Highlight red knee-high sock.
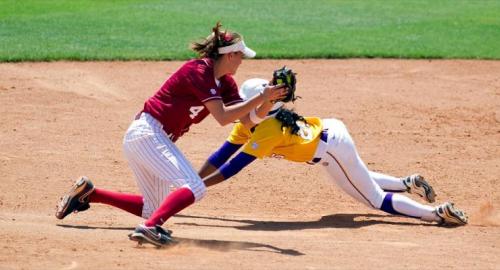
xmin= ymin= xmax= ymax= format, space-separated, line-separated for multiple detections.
xmin=89 ymin=188 xmax=144 ymax=217
xmin=144 ymin=187 xmax=195 ymax=227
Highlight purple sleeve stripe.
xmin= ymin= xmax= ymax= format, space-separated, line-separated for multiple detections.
xmin=219 ymin=152 xmax=256 ymax=180
xmin=208 ymin=141 xmax=243 ymax=168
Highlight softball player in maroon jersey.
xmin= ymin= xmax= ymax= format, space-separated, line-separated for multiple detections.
xmin=198 ymin=78 xmax=468 ymax=226
xmin=55 ymin=23 xmax=287 ymax=247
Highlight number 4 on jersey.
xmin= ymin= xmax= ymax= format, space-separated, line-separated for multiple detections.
xmin=189 ymin=106 xmax=205 ymax=119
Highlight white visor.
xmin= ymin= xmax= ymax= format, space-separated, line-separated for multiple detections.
xmin=218 ymin=40 xmax=256 ymax=58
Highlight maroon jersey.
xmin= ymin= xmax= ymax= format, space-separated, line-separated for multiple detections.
xmin=143 ymin=58 xmax=243 ymax=142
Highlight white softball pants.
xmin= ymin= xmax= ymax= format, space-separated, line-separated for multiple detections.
xmin=317 ymin=119 xmax=439 ymax=222
xmin=122 ymin=113 xmax=206 ymax=219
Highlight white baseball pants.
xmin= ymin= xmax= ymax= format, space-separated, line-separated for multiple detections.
xmin=122 ymin=113 xmax=206 ymax=219
xmin=317 ymin=119 xmax=439 ymax=222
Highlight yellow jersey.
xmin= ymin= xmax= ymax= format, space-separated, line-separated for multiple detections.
xmin=227 ymin=117 xmax=323 ymax=162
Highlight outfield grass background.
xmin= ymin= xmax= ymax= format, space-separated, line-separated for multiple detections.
xmin=0 ymin=0 xmax=499 ymax=61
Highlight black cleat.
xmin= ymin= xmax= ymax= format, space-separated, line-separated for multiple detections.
xmin=128 ymin=224 xmax=175 ymax=247
xmin=55 ymin=176 xmax=95 ymax=219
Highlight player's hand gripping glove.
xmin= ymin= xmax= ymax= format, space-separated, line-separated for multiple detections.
xmin=272 ymin=66 xmax=298 ymax=103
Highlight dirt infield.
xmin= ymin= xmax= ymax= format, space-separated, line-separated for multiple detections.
xmin=0 ymin=60 xmax=499 ymax=270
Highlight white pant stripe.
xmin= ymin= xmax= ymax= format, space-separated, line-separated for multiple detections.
xmin=134 ymin=132 xmax=187 ymax=181
xmin=325 ymin=151 xmax=377 ymax=208
xmin=318 ymin=118 xmax=438 ymax=221
xmin=140 ymin=135 xmax=181 ymax=179
xmin=153 ymin=131 xmax=202 ymax=186
xmin=123 ymin=113 xmax=206 ymax=218
xmin=319 ymin=119 xmax=386 ymax=208
xmin=126 ymin=158 xmax=156 ymax=217
xmin=157 ymin=135 xmax=206 ymax=196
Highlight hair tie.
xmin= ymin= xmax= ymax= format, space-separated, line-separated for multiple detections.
xmin=223 ymin=32 xmax=232 ymax=42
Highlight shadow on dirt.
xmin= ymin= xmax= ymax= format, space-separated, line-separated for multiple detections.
xmin=57 ymin=224 xmax=135 ymax=231
xmin=56 ymin=224 xmax=304 ymax=256
xmin=172 ymin=237 xmax=304 ymax=256
xmin=174 ymin=213 xmax=435 ymax=231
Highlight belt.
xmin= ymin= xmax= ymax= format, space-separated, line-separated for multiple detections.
xmin=134 ymin=111 xmax=144 ymax=120
xmin=308 ymin=129 xmax=329 ymax=164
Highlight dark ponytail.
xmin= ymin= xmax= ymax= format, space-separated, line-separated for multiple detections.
xmin=212 ymin=22 xmax=224 ymax=48
xmin=190 ymin=22 xmax=243 ymax=59
xmin=274 ymin=108 xmax=307 ymax=135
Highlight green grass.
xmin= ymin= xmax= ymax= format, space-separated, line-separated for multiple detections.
xmin=1 ymin=0 xmax=499 ymax=61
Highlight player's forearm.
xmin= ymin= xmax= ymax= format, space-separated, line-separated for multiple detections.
xmin=204 ymin=95 xmax=263 ymax=126
xmin=201 ymin=141 xmax=242 ymax=177
xmin=218 ymin=152 xmax=256 ymax=179
xmin=255 ymin=100 xmax=274 ymax=119
xmin=219 ymin=94 xmax=265 ymax=125
xmin=198 ymin=161 xmax=217 ymax=179
xmin=203 ymin=149 xmax=256 ymax=188
xmin=206 ymin=84 xmax=286 ymax=126
xmin=203 ymin=172 xmax=226 ymax=187
xmin=240 ymin=101 xmax=274 ymax=129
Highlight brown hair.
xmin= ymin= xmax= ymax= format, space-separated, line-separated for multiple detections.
xmin=190 ymin=22 xmax=243 ymax=59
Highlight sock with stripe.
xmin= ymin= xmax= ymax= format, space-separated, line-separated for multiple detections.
xmin=89 ymin=188 xmax=144 ymax=217
xmin=144 ymin=187 xmax=195 ymax=227
xmin=380 ymin=193 xmax=440 ymax=222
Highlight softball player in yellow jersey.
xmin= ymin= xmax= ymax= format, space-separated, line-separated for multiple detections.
xmin=199 ymin=78 xmax=468 ymax=226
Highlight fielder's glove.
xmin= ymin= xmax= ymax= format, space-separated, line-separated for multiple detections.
xmin=272 ymin=66 xmax=298 ymax=103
